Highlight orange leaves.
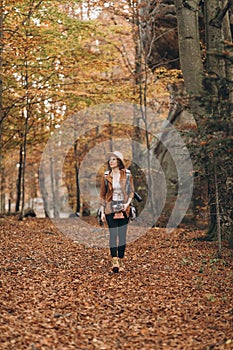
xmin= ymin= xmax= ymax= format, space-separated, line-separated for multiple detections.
xmin=200 ymin=140 xmax=207 ymax=146
xmin=0 ymin=217 xmax=233 ymax=349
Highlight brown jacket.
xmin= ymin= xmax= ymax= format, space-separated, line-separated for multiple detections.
xmin=99 ymin=169 xmax=134 ymax=216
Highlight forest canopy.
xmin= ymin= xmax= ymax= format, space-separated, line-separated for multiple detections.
xmin=0 ymin=0 xmax=232 ymax=249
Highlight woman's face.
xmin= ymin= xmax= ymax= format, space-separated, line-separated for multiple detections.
xmin=109 ymin=156 xmax=119 ymax=169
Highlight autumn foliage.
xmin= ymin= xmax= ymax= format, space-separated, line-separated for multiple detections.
xmin=0 ymin=216 xmax=232 ymax=349
xmin=1 ymin=2 xmax=233 ymax=348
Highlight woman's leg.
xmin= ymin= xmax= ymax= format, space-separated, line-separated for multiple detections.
xmin=106 ymin=214 xmax=118 ymax=257
xmin=117 ymin=218 xmax=128 ymax=259
xmin=106 ymin=213 xmax=120 ymax=272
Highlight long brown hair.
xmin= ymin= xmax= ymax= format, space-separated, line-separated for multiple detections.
xmin=107 ymin=157 xmax=125 ymax=171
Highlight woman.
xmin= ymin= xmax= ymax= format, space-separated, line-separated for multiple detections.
xmin=99 ymin=151 xmax=134 ymax=273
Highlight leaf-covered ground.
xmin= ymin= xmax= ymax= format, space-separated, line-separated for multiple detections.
xmin=0 ymin=217 xmax=232 ymax=350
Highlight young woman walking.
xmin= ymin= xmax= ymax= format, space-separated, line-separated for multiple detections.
xmin=99 ymin=151 xmax=134 ymax=273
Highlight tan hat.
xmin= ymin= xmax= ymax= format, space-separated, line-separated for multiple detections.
xmin=106 ymin=151 xmax=125 ymax=167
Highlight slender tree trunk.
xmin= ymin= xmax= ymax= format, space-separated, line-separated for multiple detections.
xmin=50 ymin=156 xmax=58 ymax=218
xmin=0 ymin=1 xmax=3 ymax=125
xmin=108 ymin=112 xmax=113 ymax=152
xmin=39 ymin=168 xmax=49 ymax=217
xmin=19 ymin=108 xmax=29 ymax=220
xmin=204 ymin=162 xmax=217 ymax=240
xmin=8 ymin=198 xmax=11 ymax=213
xmin=214 ymin=160 xmax=222 ymax=258
xmin=137 ymin=4 xmax=157 ymax=221
xmin=131 ymin=0 xmax=143 ymax=162
xmin=54 ymin=165 xmax=59 ymax=218
xmin=74 ymin=141 xmax=80 ymax=214
xmin=15 ymin=143 xmax=23 ymax=212
xmin=0 ymin=2 xmax=4 ymax=213
xmin=0 ymin=157 xmax=5 ymax=212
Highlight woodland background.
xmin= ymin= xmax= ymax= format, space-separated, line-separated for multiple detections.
xmin=1 ymin=0 xmax=233 ymax=245
xmin=0 ymin=1 xmax=233 ymax=349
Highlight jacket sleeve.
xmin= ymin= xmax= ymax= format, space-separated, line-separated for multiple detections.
xmin=99 ymin=175 xmax=107 ymax=207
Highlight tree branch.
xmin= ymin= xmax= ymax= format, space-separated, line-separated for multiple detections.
xmin=182 ymin=0 xmax=198 ymax=12
xmin=209 ymin=0 xmax=232 ymax=28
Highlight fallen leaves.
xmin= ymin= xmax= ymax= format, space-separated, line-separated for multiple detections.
xmin=0 ymin=217 xmax=232 ymax=349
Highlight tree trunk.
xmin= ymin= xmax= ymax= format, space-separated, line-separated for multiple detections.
xmin=15 ymin=144 xmax=23 ymax=212
xmin=174 ymin=0 xmax=233 ymax=240
xmin=132 ymin=3 xmax=144 ymax=163
xmin=50 ymin=156 xmax=59 ymax=218
xmin=0 ymin=156 xmax=5 ymax=212
xmin=205 ymin=0 xmax=226 ymax=77
xmin=38 ymin=168 xmax=49 ymax=218
xmin=222 ymin=2 xmax=233 ymax=88
xmin=19 ymin=108 xmax=29 ymax=221
xmin=214 ymin=160 xmax=222 ymax=258
xmin=0 ymin=1 xmax=2 ymax=126
xmin=174 ymin=0 xmax=204 ymax=97
xmin=0 ymin=3 xmax=4 ymax=213
xmin=203 ymin=0 xmax=232 ymax=239
xmin=74 ymin=141 xmax=80 ymax=214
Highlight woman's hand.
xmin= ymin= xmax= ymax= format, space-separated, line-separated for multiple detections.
xmin=122 ymin=203 xmax=130 ymax=211
xmin=101 ymin=211 xmax=106 ymax=223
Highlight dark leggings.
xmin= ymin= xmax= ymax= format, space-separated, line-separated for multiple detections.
xmin=106 ymin=213 xmax=129 ymax=258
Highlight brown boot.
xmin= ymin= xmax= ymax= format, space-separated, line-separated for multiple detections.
xmin=118 ymin=258 xmax=125 ymax=272
xmin=112 ymin=257 xmax=119 ymax=273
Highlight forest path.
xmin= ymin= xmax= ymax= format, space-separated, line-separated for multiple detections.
xmin=0 ymin=217 xmax=232 ymax=350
